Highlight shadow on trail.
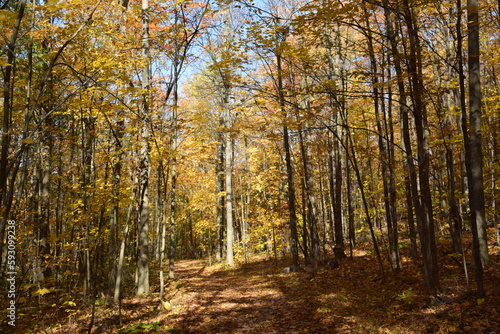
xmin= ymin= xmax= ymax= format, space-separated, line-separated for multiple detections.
xmin=169 ymin=258 xmax=392 ymax=333
xmin=167 ymin=251 xmax=500 ymax=334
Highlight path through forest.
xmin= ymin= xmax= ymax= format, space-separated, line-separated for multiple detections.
xmin=112 ymin=251 xmax=499 ymax=334
xmin=165 ymin=259 xmax=337 ymax=333
xmin=27 ymin=247 xmax=500 ymax=334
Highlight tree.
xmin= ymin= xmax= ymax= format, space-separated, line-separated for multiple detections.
xmin=464 ymin=0 xmax=486 ymax=297
xmin=0 ymin=2 xmax=27 ymax=275
xmin=4 ymin=0 xmax=500 ymax=317
xmin=402 ymin=0 xmax=440 ymax=294
xmin=275 ymin=24 xmax=301 ymax=272
xmin=136 ymin=0 xmax=151 ymax=296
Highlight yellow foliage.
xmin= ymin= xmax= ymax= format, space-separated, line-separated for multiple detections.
xmin=32 ymin=288 xmax=51 ymax=297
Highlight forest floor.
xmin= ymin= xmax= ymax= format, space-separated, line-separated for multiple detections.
xmin=13 ymin=237 xmax=500 ymax=333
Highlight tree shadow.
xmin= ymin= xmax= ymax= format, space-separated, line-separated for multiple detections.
xmin=167 ymin=251 xmax=500 ymax=333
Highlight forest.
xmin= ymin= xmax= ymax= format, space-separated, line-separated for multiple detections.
xmin=1 ymin=0 xmax=500 ymax=332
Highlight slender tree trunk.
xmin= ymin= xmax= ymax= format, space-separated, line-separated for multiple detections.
xmin=159 ymin=167 xmax=167 ymax=305
xmin=224 ymin=104 xmax=234 ymax=266
xmin=299 ymin=130 xmax=309 ymax=263
xmin=114 ymin=200 xmax=134 ymax=304
xmin=239 ymin=172 xmax=249 ymax=263
xmin=276 ymin=38 xmax=300 ymax=271
xmin=110 ymin=0 xmax=128 ymax=301
xmin=345 ymin=137 xmax=355 ymax=258
xmin=455 ymin=0 xmax=470 ymax=240
xmin=317 ymin=162 xmax=329 ymax=258
xmin=34 ymin=122 xmax=52 ymax=282
xmin=109 ymin=113 xmax=124 ymax=296
xmin=327 ymin=136 xmax=336 ymax=245
xmin=492 ymin=134 xmax=500 ymax=245
xmin=401 ymin=0 xmax=440 ymax=294
xmin=87 ymin=208 xmax=106 ymax=334
xmin=215 ymin=128 xmax=225 ymax=263
xmin=299 ymin=128 xmax=319 ymax=269
xmin=364 ymin=11 xmax=400 ymax=269
xmin=384 ymin=75 xmax=401 ymax=270
xmin=467 ymin=0 xmax=489 ymax=269
xmin=169 ymin=73 xmax=178 ymax=279
xmin=82 ymin=114 xmax=95 ymax=300
xmin=167 ymin=4 xmax=188 ymax=279
xmin=283 ymin=123 xmax=300 ymax=271
xmin=300 ymin=173 xmax=310 ymax=263
xmin=0 ymin=0 xmax=27 ymax=275
xmin=447 ymin=127 xmax=463 ymax=255
xmin=464 ymin=0 xmax=486 ymax=297
xmin=218 ymin=10 xmax=235 ymax=267
xmin=136 ymin=0 xmax=151 ymax=296
xmin=436 ymin=65 xmax=463 ymax=254
xmin=333 ymin=135 xmax=344 ymax=260
xmin=344 ymin=128 xmax=385 ymax=280
xmin=382 ymin=2 xmax=418 ymax=258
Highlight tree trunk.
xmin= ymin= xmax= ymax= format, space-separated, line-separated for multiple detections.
xmin=276 ymin=36 xmax=300 ymax=271
xmin=114 ymin=200 xmax=134 ymax=304
xmin=136 ymin=0 xmax=151 ymax=296
xmin=402 ymin=0 xmax=440 ymax=294
xmin=169 ymin=69 xmax=179 ymax=280
xmin=34 ymin=122 xmax=52 ymax=282
xmin=464 ymin=0 xmax=486 ymax=297
xmin=333 ymin=135 xmax=344 ymax=260
xmin=300 ymin=172 xmax=310 ymax=263
xmin=345 ymin=138 xmax=355 ymax=258
xmin=0 ymin=0 xmax=27 ymax=276
xmin=215 ymin=127 xmax=225 ymax=263
xmin=467 ymin=0 xmax=489 ymax=269
xmin=435 ymin=58 xmax=463 ymax=254
xmin=364 ymin=11 xmax=400 ymax=269
xmin=299 ymin=128 xmax=319 ymax=269
xmin=224 ymin=105 xmax=234 ymax=266
xmin=384 ymin=75 xmax=401 ymax=270
xmin=344 ymin=127 xmax=385 ymax=280
xmin=382 ymin=1 xmax=418 ymax=258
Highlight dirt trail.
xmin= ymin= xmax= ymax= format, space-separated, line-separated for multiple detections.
xmin=164 ymin=259 xmax=336 ymax=333
xmin=25 ymin=250 xmax=500 ymax=333
xmin=158 ymin=254 xmax=500 ymax=334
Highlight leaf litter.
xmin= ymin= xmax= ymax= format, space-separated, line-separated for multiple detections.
xmin=16 ymin=241 xmax=500 ymax=334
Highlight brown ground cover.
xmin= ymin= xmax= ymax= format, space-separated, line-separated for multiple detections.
xmin=12 ymin=239 xmax=500 ymax=333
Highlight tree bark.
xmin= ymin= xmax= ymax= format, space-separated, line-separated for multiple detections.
xmin=382 ymin=1 xmax=418 ymax=258
xmin=402 ymin=0 xmax=440 ymax=294
xmin=224 ymin=102 xmax=234 ymax=266
xmin=276 ymin=35 xmax=300 ymax=271
xmin=344 ymin=127 xmax=385 ymax=281
xmin=215 ymin=127 xmax=225 ymax=263
xmin=299 ymin=128 xmax=319 ymax=269
xmin=465 ymin=0 xmax=486 ymax=297
xmin=0 ymin=0 xmax=26 ymax=276
xmin=364 ymin=10 xmax=400 ymax=269
xmin=136 ymin=0 xmax=151 ymax=296
xmin=169 ymin=62 xmax=179 ymax=280
xmin=333 ymin=135 xmax=344 ymax=260
xmin=467 ymin=0 xmax=489 ymax=269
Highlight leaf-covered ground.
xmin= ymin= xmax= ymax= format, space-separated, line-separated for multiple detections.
xmin=12 ymin=240 xmax=500 ymax=333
